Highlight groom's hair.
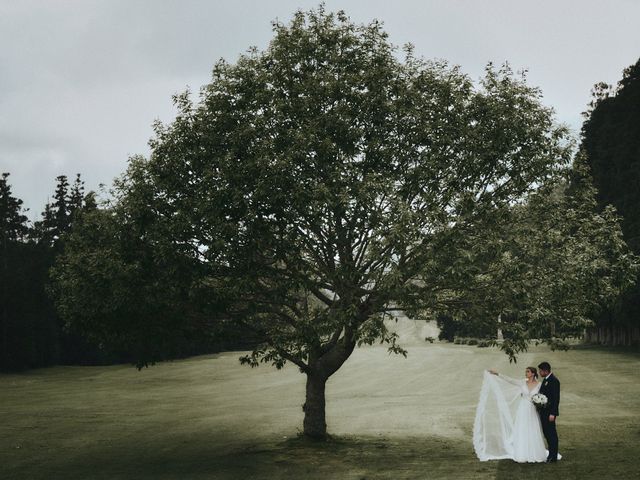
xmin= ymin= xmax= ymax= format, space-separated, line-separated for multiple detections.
xmin=538 ymin=361 xmax=551 ymax=371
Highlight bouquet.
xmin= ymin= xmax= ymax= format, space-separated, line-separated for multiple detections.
xmin=531 ymin=393 xmax=548 ymax=410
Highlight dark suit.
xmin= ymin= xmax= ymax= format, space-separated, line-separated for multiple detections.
xmin=538 ymin=373 xmax=560 ymax=460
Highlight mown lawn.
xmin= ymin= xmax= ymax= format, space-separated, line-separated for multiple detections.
xmin=1 ymin=343 xmax=639 ymax=479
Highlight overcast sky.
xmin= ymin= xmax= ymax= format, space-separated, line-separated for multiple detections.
xmin=2 ymin=0 xmax=639 ymax=218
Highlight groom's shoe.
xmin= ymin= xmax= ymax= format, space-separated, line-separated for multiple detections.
xmin=545 ymin=458 xmax=557 ymax=463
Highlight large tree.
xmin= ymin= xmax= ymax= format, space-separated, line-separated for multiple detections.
xmin=580 ymin=58 xmax=640 ymax=344
xmin=1 ymin=173 xmax=62 ymax=370
xmin=0 ymin=173 xmax=29 ymax=243
xmin=35 ymin=174 xmax=83 ymax=248
xmin=1 ymin=173 xmax=29 ymax=369
xmin=52 ymin=8 xmax=634 ymax=438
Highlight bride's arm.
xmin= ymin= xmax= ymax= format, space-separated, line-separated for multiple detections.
xmin=487 ymin=369 xmax=521 ymax=386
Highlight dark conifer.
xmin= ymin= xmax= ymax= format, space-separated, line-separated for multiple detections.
xmin=581 ymin=57 xmax=640 ymax=344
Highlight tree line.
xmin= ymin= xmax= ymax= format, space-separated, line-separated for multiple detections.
xmin=0 ymin=174 xmax=107 ymax=371
xmin=581 ymin=58 xmax=640 ymax=346
xmin=437 ymin=57 xmax=640 ymax=347
xmin=0 ymin=174 xmax=254 ymax=372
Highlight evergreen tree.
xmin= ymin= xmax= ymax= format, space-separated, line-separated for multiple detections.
xmin=1 ymin=173 xmax=29 ymax=242
xmin=0 ymin=173 xmax=56 ymax=370
xmin=53 ymin=175 xmax=70 ymax=234
xmin=1 ymin=173 xmax=29 ymax=369
xmin=581 ymin=57 xmax=640 ymax=345
xmin=1 ymin=171 xmax=114 ymax=371
xmin=35 ymin=175 xmax=75 ymax=247
xmin=69 ymin=174 xmax=85 ymax=215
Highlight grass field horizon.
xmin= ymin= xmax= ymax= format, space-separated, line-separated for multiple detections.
xmin=2 ymin=341 xmax=640 ymax=479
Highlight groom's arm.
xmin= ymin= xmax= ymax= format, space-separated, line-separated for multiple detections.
xmin=550 ymin=379 xmax=560 ymax=417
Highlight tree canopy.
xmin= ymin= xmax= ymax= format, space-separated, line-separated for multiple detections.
xmin=580 ymin=57 xmax=640 ymax=341
xmin=582 ymin=58 xmax=640 ymax=250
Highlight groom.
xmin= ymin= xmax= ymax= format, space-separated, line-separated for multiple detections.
xmin=538 ymin=361 xmax=560 ymax=463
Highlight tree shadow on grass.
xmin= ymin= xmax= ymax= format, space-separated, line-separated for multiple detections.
xmin=5 ymin=433 xmax=496 ymax=480
xmin=7 ymin=422 xmax=639 ymax=480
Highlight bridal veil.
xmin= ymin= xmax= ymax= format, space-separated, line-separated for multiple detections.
xmin=473 ymin=370 xmax=522 ymax=461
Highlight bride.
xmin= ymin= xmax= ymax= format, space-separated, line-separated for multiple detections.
xmin=473 ymin=367 xmax=558 ymax=463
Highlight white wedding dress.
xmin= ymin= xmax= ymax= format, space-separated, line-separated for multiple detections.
xmin=473 ymin=371 xmax=553 ymax=463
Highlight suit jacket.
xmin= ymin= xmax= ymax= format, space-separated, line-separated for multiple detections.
xmin=539 ymin=373 xmax=560 ymax=416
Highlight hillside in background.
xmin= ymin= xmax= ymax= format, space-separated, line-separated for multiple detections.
xmin=383 ymin=314 xmax=440 ymax=346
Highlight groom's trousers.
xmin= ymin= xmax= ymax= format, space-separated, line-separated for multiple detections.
xmin=540 ymin=414 xmax=559 ymax=460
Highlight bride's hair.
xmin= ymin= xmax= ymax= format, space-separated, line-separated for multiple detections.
xmin=526 ymin=367 xmax=538 ymax=379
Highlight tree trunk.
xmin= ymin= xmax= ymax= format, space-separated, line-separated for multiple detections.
xmin=303 ymin=372 xmax=327 ymax=439
xmin=301 ymin=329 xmax=358 ymax=439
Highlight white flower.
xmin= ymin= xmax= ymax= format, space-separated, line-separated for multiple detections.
xmin=531 ymin=393 xmax=548 ymax=409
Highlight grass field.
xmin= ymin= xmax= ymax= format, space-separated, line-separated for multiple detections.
xmin=2 ymin=342 xmax=640 ymax=479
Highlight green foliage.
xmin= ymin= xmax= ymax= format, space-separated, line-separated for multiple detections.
xmin=437 ymin=313 xmax=496 ymax=341
xmin=435 ymin=152 xmax=637 ymax=360
xmin=1 ymin=173 xmax=41 ymax=370
xmin=49 ymin=161 xmax=238 ymax=369
xmin=0 ymin=173 xmax=29 ymax=243
xmin=581 ymin=57 xmax=640 ymax=335
xmin=1 ymin=172 xmax=120 ymax=371
xmin=147 ymin=9 xmax=575 ymax=369
xmin=34 ymin=174 xmax=89 ymax=248
xmin=1 ymin=174 xmax=58 ymax=370
xmin=451 ymin=337 xmax=494 ymax=347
